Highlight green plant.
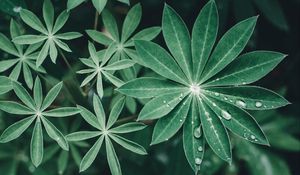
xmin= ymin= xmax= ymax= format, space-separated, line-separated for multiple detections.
xmin=0 ymin=0 xmax=294 ymax=175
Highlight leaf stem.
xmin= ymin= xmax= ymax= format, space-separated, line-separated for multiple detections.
xmin=93 ymin=11 xmax=99 ymax=30
xmin=58 ymin=47 xmax=73 ymax=72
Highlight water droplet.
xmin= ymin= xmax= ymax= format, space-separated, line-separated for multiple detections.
xmin=205 ymin=111 xmax=210 ymax=116
xmin=235 ymin=100 xmax=246 ymax=108
xmin=250 ymin=135 xmax=256 ymax=140
xmin=195 ymin=158 xmax=202 ymax=165
xmin=179 ymin=119 xmax=183 ymax=122
xmin=255 ymin=102 xmax=262 ymax=108
xmin=13 ymin=6 xmax=22 ymax=13
xmin=166 ymin=103 xmax=170 ymax=107
xmin=214 ymin=92 xmax=220 ymax=96
xmin=163 ymin=100 xmax=166 ymax=104
xmin=194 ymin=126 xmax=202 ymax=138
xmin=224 ymin=97 xmax=228 ymax=101
xmin=212 ymin=103 xmax=217 ymax=107
xmin=198 ymin=146 xmax=203 ymax=152
xmin=180 ymin=93 xmax=184 ymax=97
xmin=229 ymin=100 xmax=233 ymax=103
xmin=221 ymin=110 xmax=232 ymax=120
xmin=242 ymin=82 xmax=246 ymax=85
xmin=191 ymin=121 xmax=194 ymax=125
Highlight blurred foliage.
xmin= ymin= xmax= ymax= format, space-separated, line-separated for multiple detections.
xmin=0 ymin=0 xmax=299 ymax=175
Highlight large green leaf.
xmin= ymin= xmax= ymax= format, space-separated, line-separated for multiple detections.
xmin=102 ymin=10 xmax=119 ymax=41
xmin=204 ymin=51 xmax=286 ymax=86
xmin=203 ymin=86 xmax=290 ymax=110
xmin=66 ymin=131 xmax=101 ymax=142
xmin=106 ymin=137 xmax=122 ymax=175
xmin=43 ymin=0 xmax=54 ymax=32
xmin=198 ymin=99 xmax=231 ymax=162
xmin=117 ymin=78 xmax=187 ymax=99
xmin=77 ymin=105 xmax=101 ymax=130
xmin=151 ymin=95 xmax=192 ymax=145
xmin=20 ymin=9 xmax=47 ymax=34
xmin=41 ymin=82 xmax=63 ymax=111
xmin=203 ymin=96 xmax=269 ymax=145
xmin=138 ymin=91 xmax=189 ymax=120
xmin=134 ymin=40 xmax=188 ymax=85
xmin=0 ymin=101 xmax=34 ymax=115
xmin=107 ymin=96 xmax=125 ymax=129
xmin=93 ymin=94 xmax=106 ymax=130
xmin=200 ymin=16 xmax=257 ymax=83
xmin=110 ymin=134 xmax=147 ymax=155
xmin=192 ymin=0 xmax=218 ymax=82
xmin=162 ymin=5 xmax=192 ymax=80
xmin=183 ymin=98 xmax=205 ymax=172
xmin=12 ymin=81 xmax=35 ymax=110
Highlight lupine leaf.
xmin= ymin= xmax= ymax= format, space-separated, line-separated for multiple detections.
xmin=125 ymin=27 xmax=161 ymax=46
xmin=192 ymin=0 xmax=218 ymax=82
xmin=163 ymin=4 xmax=192 ymax=80
xmin=151 ymin=95 xmax=192 ymax=145
xmin=0 ymin=33 xmax=18 ymax=55
xmin=200 ymin=16 xmax=258 ymax=83
xmin=110 ymin=122 xmax=146 ymax=134
xmin=77 ymin=105 xmax=101 ymax=130
xmin=107 ymin=96 xmax=125 ymax=129
xmin=183 ymin=98 xmax=205 ymax=171
xmin=43 ymin=0 xmax=54 ymax=32
xmin=0 ymin=101 xmax=34 ymax=115
xmin=22 ymin=63 xmax=33 ymax=89
xmin=66 ymin=131 xmax=101 ymax=142
xmin=0 ymin=76 xmax=12 ymax=94
xmin=93 ymin=95 xmax=106 ymax=130
xmin=0 ymin=116 xmax=35 ymax=143
xmin=86 ymin=30 xmax=114 ymax=45
xmin=12 ymin=81 xmax=36 ymax=110
xmin=41 ymin=117 xmax=69 ymax=150
xmin=102 ymin=10 xmax=119 ymax=41
xmin=0 ymin=59 xmax=18 ymax=72
xmin=20 ymin=9 xmax=47 ymax=34
xmin=134 ymin=40 xmax=188 ymax=85
xmin=53 ymin=10 xmax=69 ymax=34
xmin=36 ymin=41 xmax=50 ymax=67
xmin=138 ymin=91 xmax=188 ymax=120
xmin=110 ymin=134 xmax=147 ymax=155
xmin=118 ymin=78 xmax=187 ymax=99
xmin=92 ymin=0 xmax=107 ymax=14
xmin=55 ymin=32 xmax=82 ymax=40
xmin=203 ymin=86 xmax=290 ymax=110
xmin=80 ymin=136 xmax=104 ymax=172
xmin=33 ymin=77 xmax=43 ymax=109
xmin=67 ymin=0 xmax=85 ymax=11
xmin=31 ymin=119 xmax=44 ymax=167
xmin=204 ymin=51 xmax=286 ymax=86
xmin=198 ymin=99 xmax=232 ymax=162
xmin=103 ymin=59 xmax=135 ymax=71
xmin=106 ymin=137 xmax=122 ymax=175
xmin=121 ymin=3 xmax=142 ymax=42
xmin=43 ymin=107 xmax=80 ymax=117
xmin=41 ymin=82 xmax=63 ymax=111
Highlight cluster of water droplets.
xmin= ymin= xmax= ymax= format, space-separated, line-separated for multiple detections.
xmin=243 ymin=131 xmax=259 ymax=142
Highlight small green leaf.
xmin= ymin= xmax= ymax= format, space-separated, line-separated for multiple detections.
xmin=138 ymin=91 xmax=188 ymax=120
xmin=22 ymin=63 xmax=33 ymax=89
xmin=204 ymin=51 xmax=286 ymax=86
xmin=58 ymin=151 xmax=69 ymax=175
xmin=20 ymin=9 xmax=47 ymax=34
xmin=0 ymin=116 xmax=35 ymax=143
xmin=9 ymin=62 xmax=22 ymax=80
xmin=41 ymin=117 xmax=69 ymax=150
xmin=49 ymin=40 xmax=58 ymax=63
xmin=66 ymin=131 xmax=101 ymax=142
xmin=0 ymin=76 xmax=12 ymax=94
xmin=110 ymin=134 xmax=147 ymax=155
xmin=201 ymin=16 xmax=258 ymax=83
xmin=121 ymin=3 xmax=142 ymax=42
xmin=110 ymin=122 xmax=146 ymax=134
xmin=55 ymin=32 xmax=82 ymax=40
xmin=92 ymin=0 xmax=107 ymax=14
xmin=103 ymin=60 xmax=135 ymax=71
xmin=163 ymin=4 xmax=192 ymax=80
xmin=125 ymin=27 xmax=161 ymax=46
xmin=31 ymin=119 xmax=44 ymax=167
xmin=80 ymin=136 xmax=104 ymax=172
xmin=0 ymin=59 xmax=18 ymax=72
xmin=86 ymin=30 xmax=113 ymax=45
xmin=12 ymin=81 xmax=36 ymax=110
xmin=36 ymin=41 xmax=50 ymax=67
xmin=33 ymin=77 xmax=43 ymax=110
xmin=107 ymin=96 xmax=125 ymax=129
xmin=102 ymin=10 xmax=119 ymax=41
xmin=43 ymin=107 xmax=80 ymax=117
xmin=41 ymin=82 xmax=63 ymax=111
xmin=67 ymin=0 xmax=85 ymax=11
xmin=93 ymin=94 xmax=106 ymax=130
xmin=77 ymin=105 xmax=101 ymax=130
xmin=102 ymin=71 xmax=124 ymax=87
xmin=54 ymin=39 xmax=72 ymax=52
xmin=105 ymin=137 xmax=122 ymax=175
xmin=53 ymin=10 xmax=69 ymax=34
xmin=0 ymin=33 xmax=18 ymax=55
xmin=134 ymin=40 xmax=188 ymax=85
xmin=43 ymin=0 xmax=54 ymax=32
xmin=198 ymin=99 xmax=232 ymax=162
xmin=151 ymin=96 xmax=192 ymax=145
xmin=88 ymin=41 xmax=99 ymax=66
xmin=0 ymin=101 xmax=35 ymax=115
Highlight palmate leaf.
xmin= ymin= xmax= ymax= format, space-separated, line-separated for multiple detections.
xmin=14 ymin=0 xmax=82 ymax=67
xmin=118 ymin=1 xmax=289 ymax=172
xmin=68 ymin=94 xmax=146 ymax=174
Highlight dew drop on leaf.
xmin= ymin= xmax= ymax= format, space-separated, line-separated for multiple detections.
xmin=163 ymin=100 xmax=166 ymax=104
xmin=235 ymin=100 xmax=246 ymax=108
xmin=250 ymin=135 xmax=256 ymax=140
xmin=255 ymin=101 xmax=263 ymax=108
xmin=221 ymin=110 xmax=232 ymax=120
xmin=195 ymin=158 xmax=202 ymax=165
xmin=214 ymin=92 xmax=220 ymax=96
xmin=198 ymin=146 xmax=203 ymax=152
xmin=194 ymin=126 xmax=202 ymax=138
